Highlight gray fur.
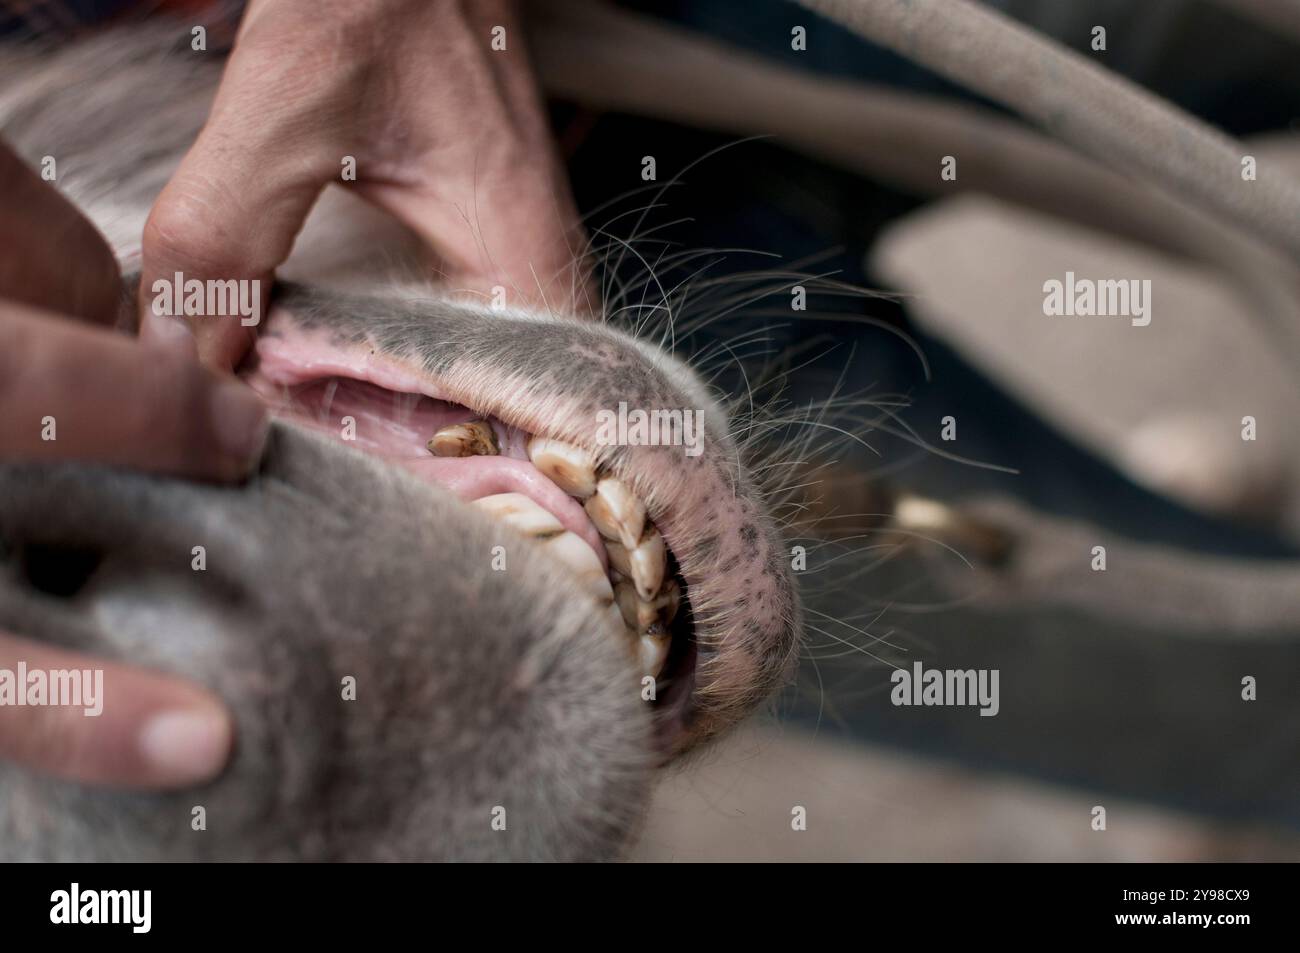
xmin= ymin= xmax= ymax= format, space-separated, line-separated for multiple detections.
xmin=0 ymin=425 xmax=652 ymax=861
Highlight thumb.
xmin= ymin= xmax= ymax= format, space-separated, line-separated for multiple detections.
xmin=1 ymin=299 xmax=269 ymax=484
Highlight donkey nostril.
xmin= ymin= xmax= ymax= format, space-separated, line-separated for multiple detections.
xmin=19 ymin=544 xmax=104 ymax=599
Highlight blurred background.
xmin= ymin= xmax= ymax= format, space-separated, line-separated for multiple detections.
xmin=543 ymin=0 xmax=1300 ymax=860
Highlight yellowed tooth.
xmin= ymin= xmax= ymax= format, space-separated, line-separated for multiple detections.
xmin=428 ymin=419 xmax=498 ymax=457
xmin=584 ymin=477 xmax=646 ymax=550
xmin=614 ymin=578 xmax=680 ymax=633
xmin=639 ymin=626 xmax=672 ymax=680
xmin=607 ymin=527 xmax=667 ymax=600
xmin=472 ymin=492 xmax=563 ymax=539
xmin=475 ymin=493 xmax=616 ymax=605
xmin=542 ymin=530 xmax=614 ymax=601
xmin=526 ymin=437 xmax=598 ymax=498
xmin=606 ymin=541 xmax=633 ymax=578
xmin=614 ymin=580 xmax=654 ymax=631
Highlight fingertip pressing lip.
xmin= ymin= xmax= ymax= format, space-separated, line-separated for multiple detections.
xmin=137 ymin=703 xmax=233 ymax=788
xmin=211 ymin=379 xmax=271 ymax=474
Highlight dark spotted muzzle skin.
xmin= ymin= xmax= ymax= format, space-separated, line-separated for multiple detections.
xmin=0 ymin=425 xmax=654 ymax=861
xmin=262 ymin=282 xmax=803 ymax=751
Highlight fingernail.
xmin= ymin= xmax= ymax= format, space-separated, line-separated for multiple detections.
xmin=210 ymin=379 xmax=270 ymax=471
xmin=137 ymin=706 xmax=232 ymax=786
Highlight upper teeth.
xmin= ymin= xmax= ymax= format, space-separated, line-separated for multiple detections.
xmin=606 ymin=527 xmax=667 ymax=602
xmin=500 ymin=436 xmax=682 ymax=681
xmin=427 ymin=419 xmax=499 ymax=457
xmin=584 ymin=477 xmax=646 ymax=550
xmin=614 ymin=577 xmax=680 ymax=632
xmin=525 ymin=437 xmax=598 ymax=498
xmin=446 ymin=429 xmax=680 ymax=683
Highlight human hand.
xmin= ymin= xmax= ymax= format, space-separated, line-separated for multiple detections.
xmin=140 ymin=0 xmax=591 ymax=370
xmin=0 ymin=140 xmax=266 ymax=788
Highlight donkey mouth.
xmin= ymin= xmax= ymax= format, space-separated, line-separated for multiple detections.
xmin=240 ymin=320 xmax=699 ymax=751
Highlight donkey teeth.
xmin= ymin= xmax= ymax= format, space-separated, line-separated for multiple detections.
xmin=584 ymin=477 xmax=647 ymax=550
xmin=474 ymin=492 xmax=613 ymax=602
xmin=513 ymin=437 xmax=676 ymax=668
xmin=542 ymin=530 xmax=615 ymax=601
xmin=614 ymin=578 xmax=680 ymax=633
xmin=522 ymin=440 xmax=665 ymax=597
xmin=475 ymin=494 xmax=616 ymax=598
xmin=607 ymin=527 xmax=667 ymax=601
xmin=428 ymin=419 xmax=499 ymax=457
xmin=525 ymin=437 xmax=597 ymax=498
xmin=472 ymin=492 xmax=564 ymax=538
xmin=614 ymin=580 xmax=654 ymax=631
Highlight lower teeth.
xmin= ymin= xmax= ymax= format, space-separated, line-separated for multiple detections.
xmin=639 ymin=629 xmax=672 ymax=680
xmin=456 ymin=430 xmax=679 ymax=682
xmin=471 ymin=489 xmax=676 ymax=680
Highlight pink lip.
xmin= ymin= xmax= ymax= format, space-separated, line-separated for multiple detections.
xmin=253 ymin=328 xmax=440 ymax=400
xmin=243 ymin=330 xmax=607 ymax=569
